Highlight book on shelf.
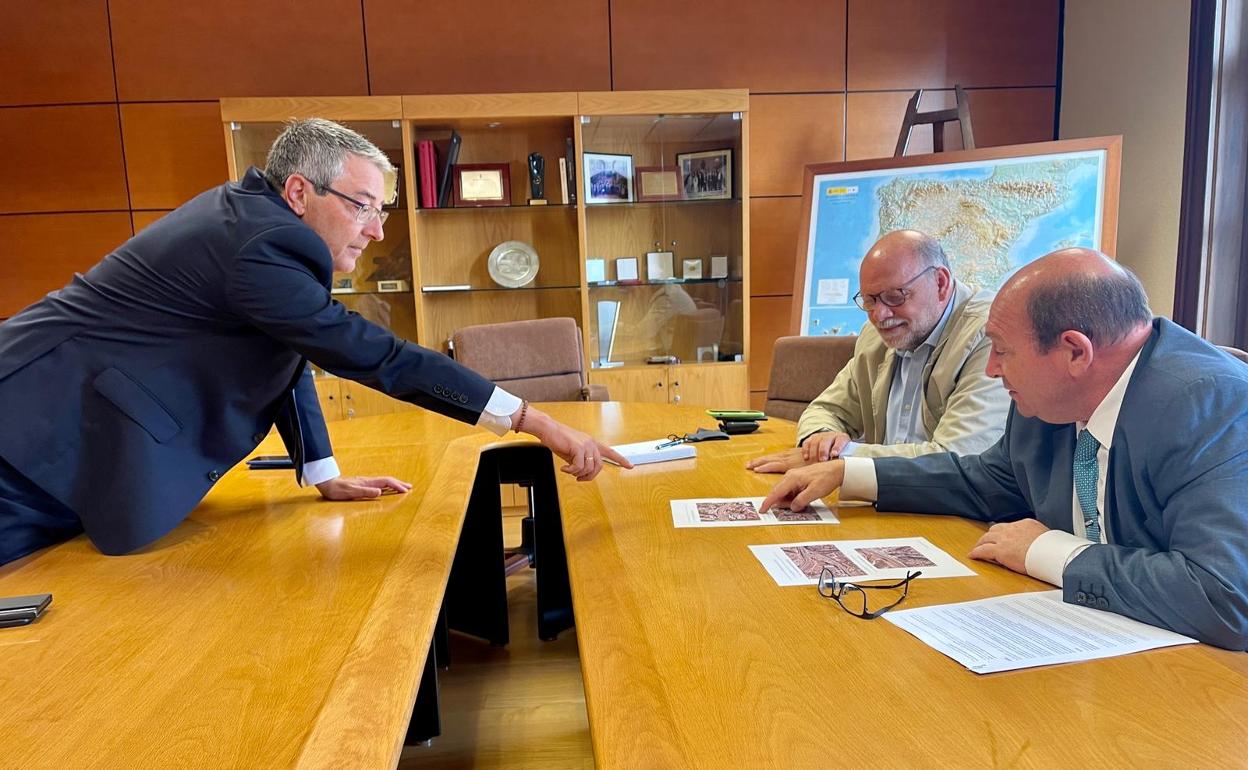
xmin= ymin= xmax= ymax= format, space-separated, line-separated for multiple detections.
xmin=434 ymin=130 xmax=462 ymax=208
xmin=559 ymin=157 xmax=569 ymax=205
xmin=565 ymin=137 xmax=577 ymax=204
xmin=417 ymin=140 xmax=437 ymax=209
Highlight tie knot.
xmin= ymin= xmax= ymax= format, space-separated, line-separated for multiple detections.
xmin=1075 ymin=429 xmax=1100 ymax=461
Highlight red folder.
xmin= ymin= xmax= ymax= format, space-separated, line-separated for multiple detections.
xmin=418 ymin=140 xmax=437 ymax=208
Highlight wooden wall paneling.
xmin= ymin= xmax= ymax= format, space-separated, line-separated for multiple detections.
xmin=0 ymin=106 xmax=128 ymax=214
xmin=847 ymin=0 xmax=1061 ymax=90
xmin=132 ymin=210 xmax=173 ymax=233
xmin=748 ymin=295 xmax=794 ymax=392
xmin=610 ymin=0 xmax=846 ymax=92
xmin=749 ymin=94 xmax=844 ymax=197
xmin=845 ymin=88 xmax=1056 ymax=161
xmin=365 ymin=0 xmax=610 ymax=95
xmin=749 ymin=391 xmax=767 ymax=412
xmin=0 ymin=213 xmax=133 ymax=318
xmin=749 ymin=197 xmax=803 ymax=296
xmin=121 ymin=103 xmax=230 ymax=210
xmin=0 ymin=0 xmax=116 ymax=105
xmin=109 ymin=0 xmax=368 ymax=100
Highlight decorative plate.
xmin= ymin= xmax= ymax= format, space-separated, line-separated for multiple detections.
xmin=487 ymin=240 xmax=540 ymax=288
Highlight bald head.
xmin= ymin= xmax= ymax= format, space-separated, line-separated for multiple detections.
xmin=863 ymin=230 xmax=950 ymax=272
xmin=984 ymin=248 xmax=1154 ymax=424
xmin=997 ymin=248 xmax=1152 ymax=353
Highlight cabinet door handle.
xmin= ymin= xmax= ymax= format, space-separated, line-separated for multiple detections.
xmin=672 ymin=394 xmax=682 ymax=404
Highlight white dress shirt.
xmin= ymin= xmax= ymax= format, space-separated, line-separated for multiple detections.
xmin=841 ymin=351 xmax=1143 ymax=587
xmin=300 ymin=386 xmax=522 ymax=486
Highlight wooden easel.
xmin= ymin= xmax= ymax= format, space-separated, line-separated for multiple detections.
xmin=894 ymin=84 xmax=975 ymax=156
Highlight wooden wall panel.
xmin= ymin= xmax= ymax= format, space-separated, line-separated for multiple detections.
xmin=847 ymin=0 xmax=1061 ymax=90
xmin=365 ymin=0 xmax=611 ymax=95
xmin=845 ymin=87 xmax=1056 ymax=161
xmin=121 ymin=103 xmax=229 ymax=210
xmin=0 ymin=213 xmax=133 ymax=318
xmin=611 ymin=0 xmax=846 ymax=92
xmin=0 ymin=1 xmax=115 ymax=105
xmin=748 ymin=295 xmax=794 ymax=392
xmin=0 ymin=106 xmax=128 ymax=214
xmin=749 ymin=94 xmax=844 ymax=197
xmin=109 ymin=0 xmax=368 ymax=100
xmin=749 ymin=197 xmax=803 ymax=297
xmin=132 ymin=211 xmax=173 ymax=233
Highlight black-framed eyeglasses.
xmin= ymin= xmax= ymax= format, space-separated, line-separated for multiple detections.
xmin=817 ymin=568 xmax=921 ymax=620
xmin=852 ymin=265 xmax=938 ymax=311
xmin=315 ymin=183 xmax=389 ymax=225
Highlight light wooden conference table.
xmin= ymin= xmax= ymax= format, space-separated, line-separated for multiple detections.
xmin=0 ymin=402 xmax=1244 ymax=768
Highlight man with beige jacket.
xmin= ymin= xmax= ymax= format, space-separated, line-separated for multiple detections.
xmin=749 ymin=230 xmax=1010 ymax=473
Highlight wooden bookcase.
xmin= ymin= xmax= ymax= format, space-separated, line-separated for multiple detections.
xmin=220 ymin=89 xmax=751 ymax=417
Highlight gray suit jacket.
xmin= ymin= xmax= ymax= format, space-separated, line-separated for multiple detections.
xmin=874 ymin=319 xmax=1248 ymax=649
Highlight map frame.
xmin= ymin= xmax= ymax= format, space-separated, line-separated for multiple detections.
xmin=790 ymin=136 xmax=1122 ymax=336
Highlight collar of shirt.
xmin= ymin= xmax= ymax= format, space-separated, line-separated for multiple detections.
xmin=1076 ymin=348 xmax=1144 ymax=447
xmin=895 ymin=286 xmax=956 ymax=361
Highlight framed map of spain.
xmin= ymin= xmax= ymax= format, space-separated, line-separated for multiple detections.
xmin=791 ymin=136 xmax=1122 ymax=336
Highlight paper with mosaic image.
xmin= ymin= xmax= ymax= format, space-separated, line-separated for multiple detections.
xmin=670 ymin=497 xmax=839 ymax=528
xmin=750 ymin=537 xmax=975 ymax=586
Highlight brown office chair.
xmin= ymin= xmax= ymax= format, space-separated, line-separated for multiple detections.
xmin=1217 ymin=345 xmax=1248 ymax=365
xmin=451 ymin=317 xmax=607 ymax=573
xmin=452 ymin=317 xmax=608 ymax=402
xmin=764 ymin=335 xmax=857 ymax=422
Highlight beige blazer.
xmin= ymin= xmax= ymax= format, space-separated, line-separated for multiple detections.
xmin=796 ymin=281 xmax=1010 ymax=458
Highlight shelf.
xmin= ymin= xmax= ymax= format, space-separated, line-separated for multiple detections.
xmin=422 ymin=284 xmax=581 ymax=294
xmin=331 ymin=288 xmax=412 ymax=296
xmin=417 ymin=203 xmax=576 ymax=213
xmin=585 ymin=198 xmax=740 ymax=210
xmin=589 ymin=277 xmax=741 ymax=288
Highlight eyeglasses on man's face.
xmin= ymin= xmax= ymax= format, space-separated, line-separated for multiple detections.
xmin=315 ymin=183 xmax=389 ymax=226
xmin=817 ymin=568 xmax=921 ymax=620
xmin=852 ymin=265 xmax=938 ymax=311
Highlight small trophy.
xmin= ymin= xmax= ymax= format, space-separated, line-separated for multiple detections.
xmin=528 ymin=152 xmax=547 ymax=205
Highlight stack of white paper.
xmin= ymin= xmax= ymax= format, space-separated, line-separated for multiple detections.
xmin=610 ymin=439 xmax=696 ymax=466
xmin=885 ymin=590 xmax=1197 ymax=673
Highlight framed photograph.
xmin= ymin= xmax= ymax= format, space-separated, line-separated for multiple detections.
xmin=584 ymin=152 xmax=634 ymax=203
xmin=453 ymin=163 xmax=511 ymax=207
xmin=646 ymin=250 xmax=674 ymax=281
xmin=383 ymin=163 xmax=402 ymax=209
xmin=676 ymin=148 xmax=733 ymax=200
xmin=635 ymin=166 xmax=681 ymax=202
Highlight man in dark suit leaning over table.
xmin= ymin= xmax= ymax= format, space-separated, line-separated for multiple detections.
xmin=0 ymin=118 xmax=630 ymax=566
xmin=761 ymin=249 xmax=1248 ymax=649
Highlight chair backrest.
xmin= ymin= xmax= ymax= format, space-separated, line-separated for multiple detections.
xmin=764 ymin=335 xmax=857 ymax=422
xmin=452 ymin=317 xmax=592 ymax=403
xmin=1218 ymin=345 xmax=1248 ymax=365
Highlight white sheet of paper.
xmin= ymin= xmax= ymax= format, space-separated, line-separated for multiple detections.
xmin=884 ymin=590 xmax=1197 ymax=674
xmin=610 ymin=438 xmax=696 ymax=465
xmin=671 ymin=497 xmax=838 ymax=529
xmin=817 ymin=277 xmax=850 ymax=306
xmin=750 ymin=537 xmax=975 ymax=586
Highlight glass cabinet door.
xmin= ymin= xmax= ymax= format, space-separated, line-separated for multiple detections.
xmin=227 ymin=119 xmax=416 ymax=377
xmin=581 ymin=112 xmax=744 ymax=369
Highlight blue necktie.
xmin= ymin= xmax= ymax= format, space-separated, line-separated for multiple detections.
xmin=1073 ymin=429 xmax=1102 ymax=543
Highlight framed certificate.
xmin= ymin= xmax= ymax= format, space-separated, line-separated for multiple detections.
xmin=452 ymin=163 xmax=511 ymax=207
xmin=635 ymin=166 xmax=680 ymax=202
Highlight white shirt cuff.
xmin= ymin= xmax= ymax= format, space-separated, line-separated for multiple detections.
xmin=839 ymin=441 xmax=859 ymax=457
xmin=300 ymin=456 xmax=341 ymax=487
xmin=1024 ymin=529 xmax=1094 ymax=587
xmin=476 ymin=386 xmax=523 ymax=436
xmin=840 ymin=456 xmax=878 ymax=501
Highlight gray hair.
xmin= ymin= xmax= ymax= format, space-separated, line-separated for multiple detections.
xmin=912 ymin=234 xmax=951 ymax=270
xmin=1026 ymin=265 xmax=1153 ymax=352
xmin=263 ymin=118 xmax=394 ymax=191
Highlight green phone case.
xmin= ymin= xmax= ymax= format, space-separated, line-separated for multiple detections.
xmin=705 ymin=409 xmax=767 ymax=420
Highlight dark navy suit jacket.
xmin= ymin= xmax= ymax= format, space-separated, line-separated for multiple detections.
xmin=874 ymin=319 xmax=1248 ymax=649
xmin=0 ymin=167 xmax=495 ymax=555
